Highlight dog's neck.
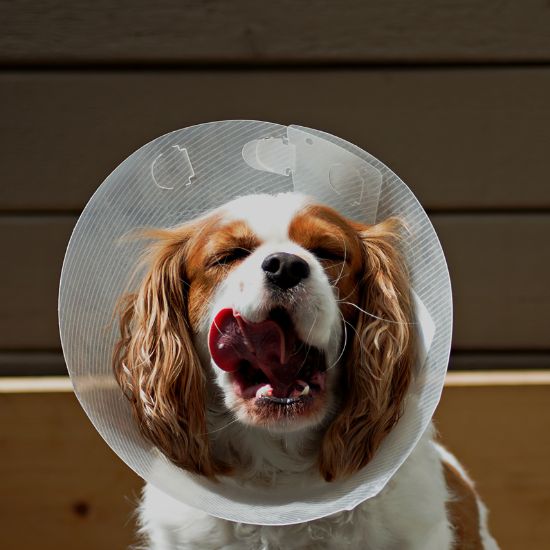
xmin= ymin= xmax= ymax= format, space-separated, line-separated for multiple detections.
xmin=208 ymin=407 xmax=324 ymax=486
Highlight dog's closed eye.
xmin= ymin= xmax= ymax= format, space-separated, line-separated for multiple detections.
xmin=206 ymin=247 xmax=252 ymax=268
xmin=309 ymin=246 xmax=346 ymax=263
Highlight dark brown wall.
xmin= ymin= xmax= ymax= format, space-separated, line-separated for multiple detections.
xmin=1 ymin=1 xmax=549 ymax=374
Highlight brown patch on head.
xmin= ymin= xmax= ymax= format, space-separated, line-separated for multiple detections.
xmin=443 ymin=461 xmax=484 ymax=550
xmin=289 ymin=204 xmax=364 ymax=321
xmin=112 ymin=213 xmax=259 ymax=479
xmin=291 ymin=202 xmax=416 ymax=482
xmin=185 ymin=219 xmax=260 ymax=330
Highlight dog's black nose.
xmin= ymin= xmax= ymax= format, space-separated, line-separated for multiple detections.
xmin=261 ymin=253 xmax=310 ymax=289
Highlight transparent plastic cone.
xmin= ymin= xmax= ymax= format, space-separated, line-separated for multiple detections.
xmin=59 ymin=121 xmax=451 ymax=525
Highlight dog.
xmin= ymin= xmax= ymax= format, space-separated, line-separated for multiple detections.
xmin=113 ymin=193 xmax=498 ymax=549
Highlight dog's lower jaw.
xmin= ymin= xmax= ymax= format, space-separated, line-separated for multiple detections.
xmin=209 ymin=343 xmax=342 ymax=434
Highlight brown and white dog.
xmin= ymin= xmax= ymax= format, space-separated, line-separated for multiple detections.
xmin=113 ymin=193 xmax=498 ymax=549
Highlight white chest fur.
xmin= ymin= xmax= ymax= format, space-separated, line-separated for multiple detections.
xmin=138 ymin=426 xmax=456 ymax=550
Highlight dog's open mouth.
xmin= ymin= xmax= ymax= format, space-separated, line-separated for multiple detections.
xmin=208 ymin=307 xmax=326 ymax=406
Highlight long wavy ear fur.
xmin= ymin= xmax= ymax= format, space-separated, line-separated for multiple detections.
xmin=112 ymin=227 xmax=228 ymax=479
xmin=319 ymin=218 xmax=415 ymax=481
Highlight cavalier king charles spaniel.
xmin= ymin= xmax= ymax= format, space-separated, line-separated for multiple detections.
xmin=113 ymin=193 xmax=498 ymax=549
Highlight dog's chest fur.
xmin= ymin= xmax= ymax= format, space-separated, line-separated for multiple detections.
xmin=138 ymin=427 xmax=459 ymax=550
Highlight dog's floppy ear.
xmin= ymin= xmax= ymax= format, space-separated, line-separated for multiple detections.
xmin=319 ymin=218 xmax=415 ymax=481
xmin=112 ymin=224 xmax=228 ymax=479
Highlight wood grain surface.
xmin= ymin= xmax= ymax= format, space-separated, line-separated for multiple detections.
xmin=1 ymin=68 xmax=550 ymax=211
xmin=0 ymin=388 xmax=141 ymax=550
xmin=0 ymin=373 xmax=548 ymax=550
xmin=2 ymin=0 xmax=550 ymax=64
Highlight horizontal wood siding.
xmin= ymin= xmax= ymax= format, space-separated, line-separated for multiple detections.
xmin=1 ymin=69 xmax=550 ymax=211
xmin=2 ymin=352 xmax=550 ymax=377
xmin=2 ymin=1 xmax=550 ymax=64
xmin=2 ymin=215 xmax=549 ymax=351
xmin=435 ymin=374 xmax=550 ymax=550
xmin=0 ymin=373 xmax=548 ymax=549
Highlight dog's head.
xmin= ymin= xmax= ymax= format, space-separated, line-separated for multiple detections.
xmin=113 ymin=193 xmax=415 ymax=481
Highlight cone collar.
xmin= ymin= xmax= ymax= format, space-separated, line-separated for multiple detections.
xmin=59 ymin=121 xmax=452 ymax=525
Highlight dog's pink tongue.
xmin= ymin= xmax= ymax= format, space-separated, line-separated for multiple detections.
xmin=208 ymin=308 xmax=297 ymax=395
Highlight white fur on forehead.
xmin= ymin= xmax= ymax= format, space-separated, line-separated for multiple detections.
xmin=220 ymin=193 xmax=311 ymax=241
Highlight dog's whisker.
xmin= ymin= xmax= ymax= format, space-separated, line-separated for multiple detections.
xmin=339 ymin=318 xmax=385 ymax=381
xmin=180 ymin=278 xmax=217 ymax=307
xmin=180 ymin=279 xmax=226 ymax=336
xmin=233 ymin=246 xmax=253 ymax=254
xmin=331 ymin=277 xmax=360 ymax=304
xmin=338 ymin=301 xmax=417 ymax=325
xmin=332 ymin=233 xmax=348 ymax=286
xmin=202 ymin=414 xmax=241 ymax=435
xmin=294 ymin=310 xmax=319 ymax=377
xmin=324 ymin=311 xmax=348 ymax=372
xmin=341 ymin=317 xmax=369 ymax=359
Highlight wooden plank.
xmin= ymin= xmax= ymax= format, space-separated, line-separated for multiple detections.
xmin=432 ymin=214 xmax=550 ymax=350
xmin=6 ymin=371 xmax=550 ymax=392
xmin=449 ymin=352 xmax=550 ymax=372
xmin=1 ymin=214 xmax=550 ymax=350
xmin=4 ymin=370 xmax=550 ymax=392
xmin=0 ymin=217 xmax=71 ymax=349
xmin=2 ymin=0 xmax=550 ymax=64
xmin=0 ymin=388 xmax=141 ymax=550
xmin=0 ymin=373 xmax=548 ymax=550
xmin=0 ymin=375 xmax=73 ymax=392
xmin=1 ymin=68 xmax=550 ymax=211
xmin=0 ymin=351 xmax=67 ymax=376
xmin=445 ymin=369 xmax=550 ymax=386
xmin=435 ymin=380 xmax=550 ymax=550
xmin=2 ymin=351 xmax=549 ymax=377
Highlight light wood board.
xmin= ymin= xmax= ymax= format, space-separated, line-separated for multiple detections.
xmin=0 ymin=372 xmax=548 ymax=549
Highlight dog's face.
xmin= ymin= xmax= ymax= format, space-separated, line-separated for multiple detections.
xmin=114 ymin=193 xmax=415 ymax=481
xmin=198 ymin=194 xmax=362 ymax=433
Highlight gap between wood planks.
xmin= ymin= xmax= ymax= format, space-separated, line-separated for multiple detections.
xmin=1 ymin=370 xmax=549 ymax=394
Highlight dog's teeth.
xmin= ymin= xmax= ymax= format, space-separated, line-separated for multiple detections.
xmin=256 ymin=384 xmax=273 ymax=398
xmin=299 ymin=384 xmax=310 ymax=396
